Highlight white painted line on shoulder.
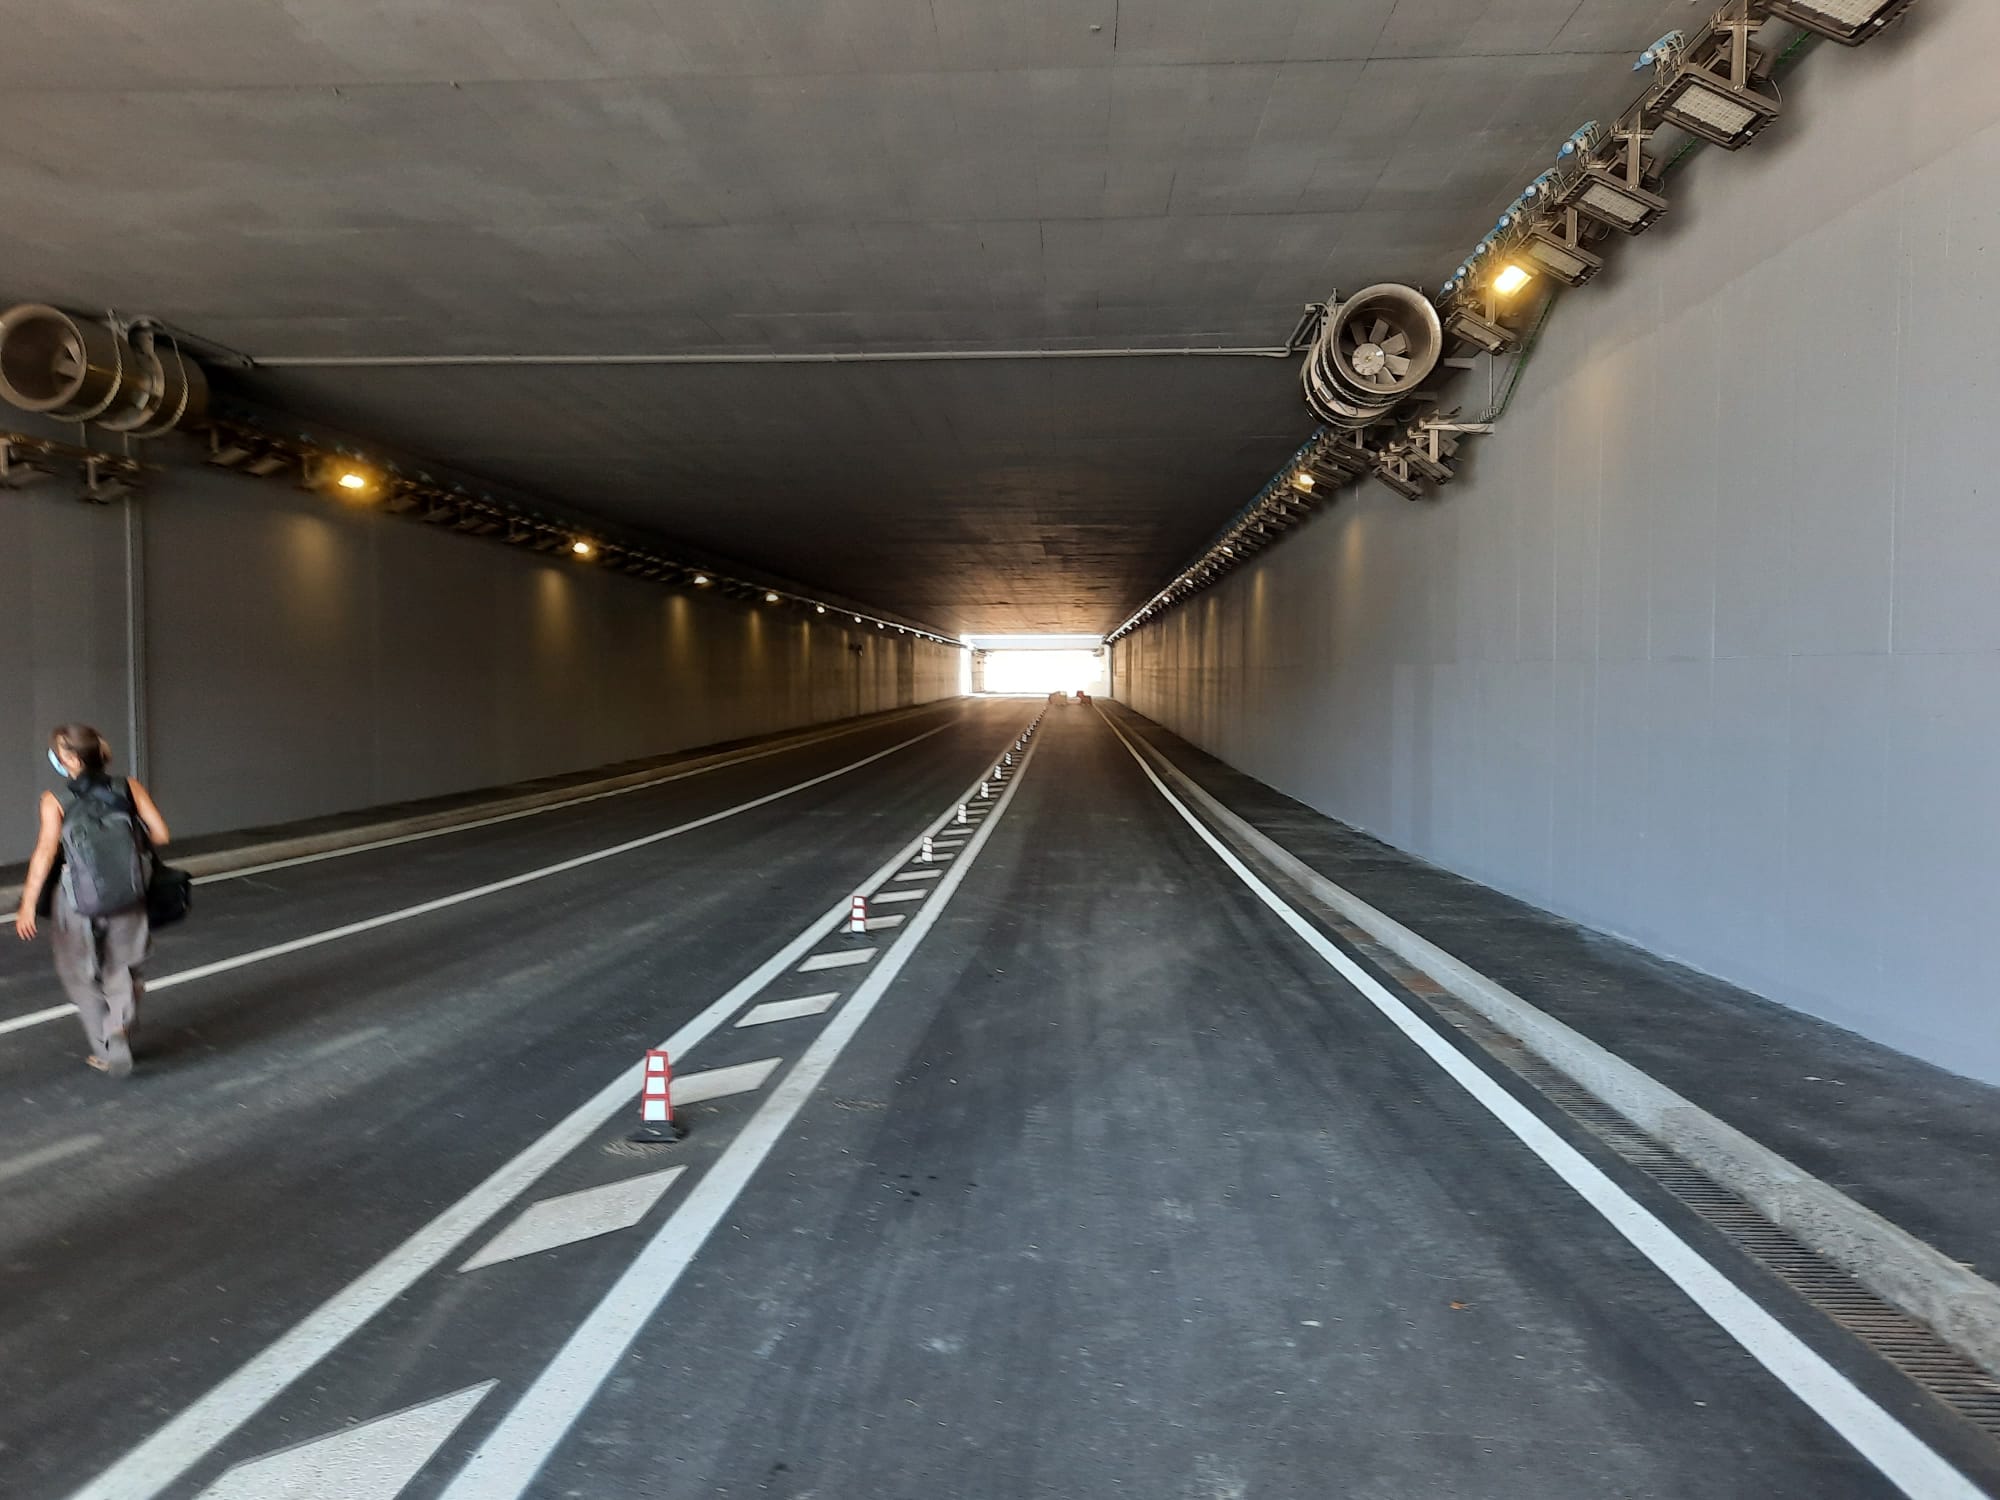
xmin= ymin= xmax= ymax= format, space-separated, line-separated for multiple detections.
xmin=1101 ymin=716 xmax=1983 ymax=1500
xmin=0 ymin=1003 xmax=75 ymax=1037
xmin=0 ymin=1132 xmax=105 ymax=1186
xmin=862 ymin=915 xmax=906 ymax=931
xmin=893 ymin=870 xmax=944 ymax=882
xmin=7 ymin=725 xmax=948 ymax=1043
xmin=434 ymin=722 xmax=1044 ymax=1500
xmin=670 ymin=1058 xmax=782 ymax=1106
xmin=461 ymin=1169 xmax=686 ymax=1273
xmin=199 ymin=706 xmax=954 ymax=885
xmin=61 ymin=714 xmax=1038 ymax=1500
xmin=799 ymin=949 xmax=874 ymax=973
xmin=870 ymin=889 xmax=925 ymax=904
xmin=736 ymin=994 xmax=839 ymax=1028
xmin=193 ymin=1382 xmax=495 ymax=1500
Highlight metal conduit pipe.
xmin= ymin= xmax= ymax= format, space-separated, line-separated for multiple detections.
xmin=251 ymin=345 xmax=1300 ymax=369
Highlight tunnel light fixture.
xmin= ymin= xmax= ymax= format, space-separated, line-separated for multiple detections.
xmin=764 ymin=591 xmax=780 ymax=603
xmin=816 ymin=604 xmax=826 ymax=614
xmin=571 ymin=539 xmax=594 ymax=557
xmin=1554 ymin=111 xmax=1669 ymax=234
xmin=1491 ymin=263 xmax=1535 ymax=298
xmin=1762 ymin=0 xmax=1914 ymax=44
xmin=1645 ymin=7 xmax=1781 ymax=150
xmin=1292 ymin=471 xmax=1314 ymax=492
xmin=1443 ymin=303 xmax=1515 ymax=356
xmin=1522 ymin=211 xmax=1605 ymax=287
xmin=692 ymin=573 xmax=709 ymax=585
xmin=338 ymin=471 xmax=367 ymax=491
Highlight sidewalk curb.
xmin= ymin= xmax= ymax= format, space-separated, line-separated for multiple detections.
xmin=2 ymin=703 xmax=948 ymax=908
xmin=1114 ymin=709 xmax=2000 ymax=1384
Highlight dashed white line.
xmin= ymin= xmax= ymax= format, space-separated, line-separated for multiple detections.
xmin=870 ymin=889 xmax=926 ymax=904
xmin=798 ymin=949 xmax=874 ymax=972
xmin=736 ymin=994 xmax=839 ymax=1028
xmin=862 ymin=915 xmax=906 ymax=931
xmin=894 ymin=870 xmax=944 ymax=882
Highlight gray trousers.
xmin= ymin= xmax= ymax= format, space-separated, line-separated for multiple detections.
xmin=50 ymin=888 xmax=151 ymax=1061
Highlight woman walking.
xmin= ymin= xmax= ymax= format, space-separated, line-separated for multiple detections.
xmin=12 ymin=724 xmax=170 ymax=1078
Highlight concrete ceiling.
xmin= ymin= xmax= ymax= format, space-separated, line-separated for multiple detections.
xmin=0 ymin=0 xmax=1689 ymax=634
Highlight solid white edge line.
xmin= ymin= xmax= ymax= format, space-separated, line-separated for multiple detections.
xmin=8 ymin=725 xmax=949 ymax=1045
xmin=0 ymin=1003 xmax=76 ymax=1036
xmin=436 ymin=719 xmax=1043 ymax=1500
xmin=63 ymin=712 xmax=1036 ymax=1500
xmin=1098 ymin=714 xmax=1981 ymax=1500
xmin=198 ymin=707 xmax=952 ymax=886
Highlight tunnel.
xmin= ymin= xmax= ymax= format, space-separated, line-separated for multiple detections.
xmin=4 ymin=3 xmax=1999 ymax=1498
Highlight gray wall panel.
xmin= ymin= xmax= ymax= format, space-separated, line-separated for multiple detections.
xmin=5 ymin=458 xmax=958 ymax=860
xmin=1114 ymin=12 xmax=2000 ymax=1082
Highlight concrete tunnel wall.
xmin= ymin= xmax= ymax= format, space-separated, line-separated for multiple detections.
xmin=1113 ymin=10 xmax=2000 ymax=1085
xmin=2 ymin=451 xmax=961 ymax=863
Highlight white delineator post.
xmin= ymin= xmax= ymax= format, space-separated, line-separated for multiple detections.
xmin=921 ymin=836 xmax=934 ymax=862
xmin=849 ymin=893 xmax=868 ymax=934
xmin=956 ymin=804 xmax=967 ymax=824
xmin=978 ymin=781 xmax=991 ymax=799
xmin=632 ymin=1050 xmax=686 ymax=1143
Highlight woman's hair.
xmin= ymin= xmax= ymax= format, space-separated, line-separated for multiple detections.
xmin=49 ymin=723 xmax=110 ymax=777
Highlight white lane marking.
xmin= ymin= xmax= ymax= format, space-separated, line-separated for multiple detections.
xmin=798 ymin=949 xmax=874 ymax=972
xmin=1101 ymin=718 xmax=1983 ymax=1500
xmin=193 ymin=1382 xmax=494 ymax=1500
xmin=0 ymin=1003 xmax=77 ymax=1037
xmin=870 ymin=889 xmax=925 ymax=904
xmin=200 ymin=709 xmax=952 ymax=885
xmin=862 ymin=914 xmax=906 ymax=931
xmin=62 ymin=715 xmax=1037 ymax=1500
xmin=670 ymin=1057 xmax=781 ymax=1106
xmin=0 ymin=1132 xmax=104 ymax=1186
xmin=735 ymin=994 xmax=839 ymax=1028
xmin=7 ymin=726 xmax=947 ymax=1042
xmin=461 ymin=1169 xmax=686 ymax=1274
xmin=435 ymin=722 xmax=1043 ymax=1500
xmin=893 ymin=870 xmax=944 ymax=882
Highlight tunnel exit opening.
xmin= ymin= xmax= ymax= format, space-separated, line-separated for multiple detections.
xmin=964 ymin=635 xmax=1107 ymax=698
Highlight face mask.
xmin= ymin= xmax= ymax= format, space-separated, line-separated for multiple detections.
xmin=48 ymin=750 xmax=70 ymax=778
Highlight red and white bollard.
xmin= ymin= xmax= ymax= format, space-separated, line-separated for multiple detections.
xmin=921 ymin=835 xmax=934 ymax=862
xmin=849 ymin=893 xmax=868 ymax=933
xmin=632 ymin=1049 xmax=687 ymax=1143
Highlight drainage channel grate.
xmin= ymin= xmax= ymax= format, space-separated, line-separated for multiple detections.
xmin=1334 ymin=920 xmax=2000 ymax=1447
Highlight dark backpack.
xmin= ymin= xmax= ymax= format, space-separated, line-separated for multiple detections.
xmin=56 ymin=778 xmax=149 ymax=918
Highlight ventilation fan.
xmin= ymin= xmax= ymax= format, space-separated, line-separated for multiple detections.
xmin=1301 ymin=284 xmax=1443 ymax=430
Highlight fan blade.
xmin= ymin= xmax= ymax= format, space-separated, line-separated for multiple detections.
xmin=1386 ymin=354 xmax=1411 ymax=376
xmin=1369 ymin=318 xmax=1390 ymax=345
xmin=1381 ymin=332 xmax=1409 ymax=355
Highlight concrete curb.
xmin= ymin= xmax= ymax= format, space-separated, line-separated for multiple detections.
xmin=1119 ymin=717 xmax=2000 ymax=1384
xmin=2 ymin=703 xmax=947 ymax=909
